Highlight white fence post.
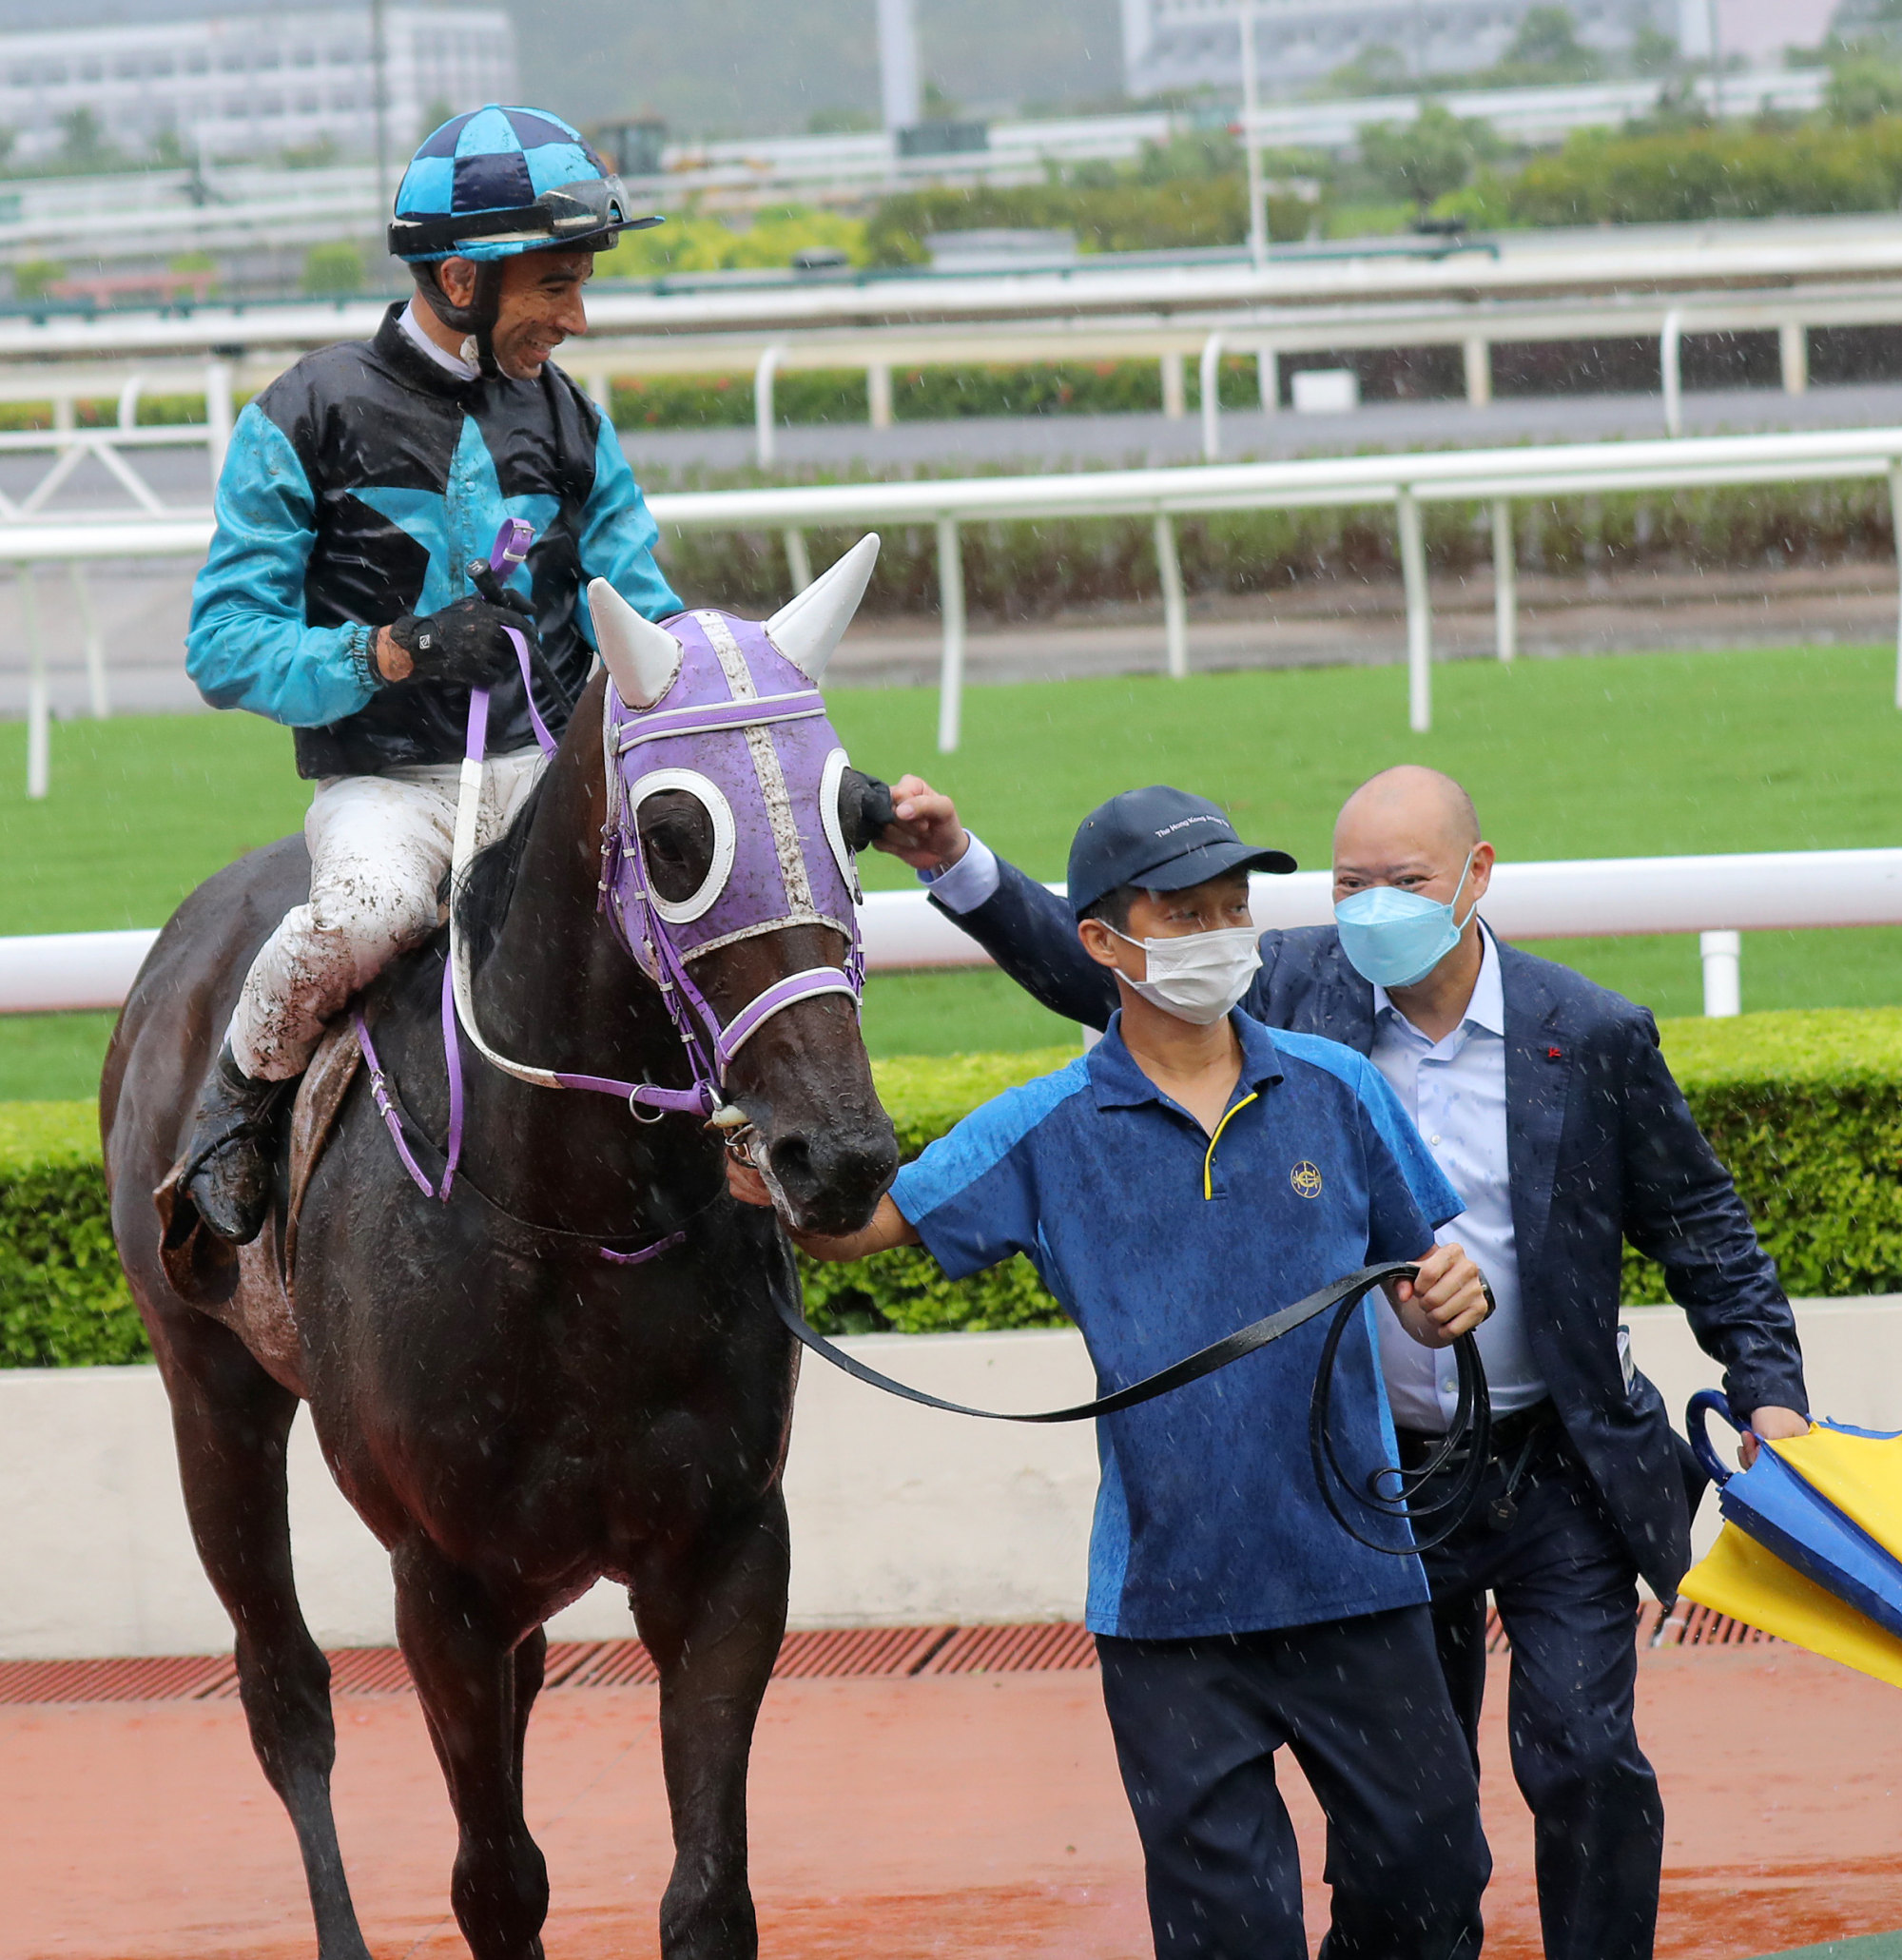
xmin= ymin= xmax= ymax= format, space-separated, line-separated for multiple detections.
xmin=1891 ymin=462 xmax=1902 ymax=710
xmin=1199 ymin=332 xmax=1225 ymax=463
xmin=754 ymin=344 xmax=783 ymax=469
xmin=68 ymin=561 xmax=107 ymax=718
xmin=1258 ymin=347 xmax=1278 ymax=414
xmin=1464 ymin=337 xmax=1492 ymax=408
xmin=867 ymin=360 xmax=894 ymax=430
xmin=587 ymin=371 xmax=614 ymax=419
xmin=936 ymin=515 xmax=965 ymax=754
xmin=1660 ymin=309 xmax=1683 ymax=438
xmin=21 ymin=564 xmax=47 ymax=800
xmin=1396 ymin=488 xmax=1432 ymax=734
xmin=1160 ymin=350 xmax=1186 ymax=420
xmin=1491 ymin=497 xmax=1517 ymax=665
xmin=783 ymin=529 xmax=812 ymax=593
xmin=1779 ymin=321 xmax=1809 ymax=398
xmin=1154 ymin=511 xmax=1187 ymax=679
xmin=204 ymin=359 xmax=234 ymax=483
xmin=1700 ymin=929 xmax=1741 ymax=1017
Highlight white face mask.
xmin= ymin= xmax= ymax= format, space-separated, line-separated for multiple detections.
xmin=1110 ymin=923 xmax=1262 ymax=1026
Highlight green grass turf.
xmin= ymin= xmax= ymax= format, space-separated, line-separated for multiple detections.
xmin=5 ymin=642 xmax=1902 ymax=1098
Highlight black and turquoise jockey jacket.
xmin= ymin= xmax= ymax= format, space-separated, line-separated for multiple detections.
xmin=185 ymin=301 xmax=683 ymax=779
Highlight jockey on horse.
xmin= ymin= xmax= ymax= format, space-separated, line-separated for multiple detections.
xmin=180 ymin=104 xmax=681 ymax=1245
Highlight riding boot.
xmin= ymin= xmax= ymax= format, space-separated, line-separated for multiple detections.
xmin=181 ymin=1041 xmax=290 ymax=1246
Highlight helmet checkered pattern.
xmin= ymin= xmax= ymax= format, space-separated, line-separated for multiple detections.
xmin=393 ymin=105 xmax=624 ymax=262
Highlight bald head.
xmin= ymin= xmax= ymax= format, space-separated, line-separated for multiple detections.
xmin=1331 ymin=765 xmax=1490 ymax=922
xmin=1337 ymin=767 xmax=1479 ymax=856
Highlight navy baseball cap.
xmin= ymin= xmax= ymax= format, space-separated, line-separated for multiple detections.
xmin=1067 ymin=786 xmax=1296 ymax=917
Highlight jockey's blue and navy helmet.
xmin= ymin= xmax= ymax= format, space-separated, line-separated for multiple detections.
xmin=387 ymin=104 xmax=660 ymax=263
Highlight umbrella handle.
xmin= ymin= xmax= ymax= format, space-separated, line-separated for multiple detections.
xmin=1688 ymin=1388 xmax=1740 ymax=1486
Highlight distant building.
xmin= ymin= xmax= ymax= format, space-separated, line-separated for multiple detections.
xmin=1120 ymin=0 xmax=1686 ymax=102
xmin=0 ymin=4 xmax=515 ymax=165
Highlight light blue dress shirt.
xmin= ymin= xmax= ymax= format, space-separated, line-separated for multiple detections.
xmin=1369 ymin=924 xmax=1549 ymax=1432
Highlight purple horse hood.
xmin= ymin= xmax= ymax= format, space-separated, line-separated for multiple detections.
xmin=606 ymin=608 xmax=861 ymax=969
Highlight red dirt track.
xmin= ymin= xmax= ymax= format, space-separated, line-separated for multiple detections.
xmin=3 ymin=1635 xmax=1900 ymax=1960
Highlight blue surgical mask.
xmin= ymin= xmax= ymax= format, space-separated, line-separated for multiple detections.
xmin=1333 ymin=853 xmax=1477 ymax=990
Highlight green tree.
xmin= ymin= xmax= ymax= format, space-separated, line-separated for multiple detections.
xmin=1487 ymin=6 xmax=1604 ymax=84
xmin=1826 ymin=49 xmax=1902 ymax=123
xmin=1629 ymin=24 xmax=1680 ymax=75
xmin=54 ymin=107 xmax=120 ymax=174
xmin=417 ymin=97 xmax=454 ymax=142
xmin=302 ymin=241 xmax=366 ymax=297
xmin=1323 ymin=44 xmax=1411 ymax=97
xmin=807 ymin=106 xmax=877 ymax=133
xmin=149 ymin=126 xmax=187 ymax=169
xmin=1357 ymin=102 xmax=1501 ymax=212
xmin=12 ymin=259 xmax=65 ymax=301
xmin=1135 ymin=127 xmax=1243 ymax=183
xmin=922 ymin=79 xmax=960 ymax=118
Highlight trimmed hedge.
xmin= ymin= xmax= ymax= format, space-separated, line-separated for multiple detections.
xmin=10 ymin=1009 xmax=1902 ymax=1366
xmin=0 ymin=1101 xmax=146 ymax=1367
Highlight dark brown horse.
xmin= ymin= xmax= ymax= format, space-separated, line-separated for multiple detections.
xmin=101 ymin=553 xmax=900 ymax=1959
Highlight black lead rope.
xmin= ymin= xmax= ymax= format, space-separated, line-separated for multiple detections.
xmin=776 ymin=1260 xmax=1494 ymax=1554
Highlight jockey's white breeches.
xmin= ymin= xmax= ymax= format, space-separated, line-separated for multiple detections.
xmin=230 ymin=748 xmax=545 ymax=1082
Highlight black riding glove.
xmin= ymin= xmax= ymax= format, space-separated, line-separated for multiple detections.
xmin=385 ymin=593 xmax=538 ymax=690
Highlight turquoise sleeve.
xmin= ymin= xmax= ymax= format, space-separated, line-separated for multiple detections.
xmin=184 ymin=404 xmax=381 ymax=728
xmin=574 ymin=413 xmax=685 ymax=631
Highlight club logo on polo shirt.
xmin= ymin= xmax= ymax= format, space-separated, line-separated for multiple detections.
xmin=1291 ymin=1160 xmax=1324 ymax=1199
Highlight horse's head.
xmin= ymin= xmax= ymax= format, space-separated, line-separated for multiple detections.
xmin=587 ymin=538 xmax=899 ymax=1236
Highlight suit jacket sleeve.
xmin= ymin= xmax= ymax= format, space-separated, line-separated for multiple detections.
xmin=929 ymin=856 xmax=1119 ymax=1029
xmin=1616 ymin=1007 xmax=1809 ymax=1420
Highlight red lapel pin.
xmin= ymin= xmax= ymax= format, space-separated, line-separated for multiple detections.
xmin=1546 ymin=1045 xmax=1563 ymax=1060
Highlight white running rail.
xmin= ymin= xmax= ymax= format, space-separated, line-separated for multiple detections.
xmin=11 ymin=421 xmax=1902 ymax=792
xmin=8 ymin=850 xmax=1902 ymax=1024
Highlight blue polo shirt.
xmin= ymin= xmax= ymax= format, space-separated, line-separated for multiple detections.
xmin=889 ymin=1010 xmax=1465 ymax=1640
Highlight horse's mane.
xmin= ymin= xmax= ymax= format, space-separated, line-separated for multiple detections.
xmin=447 ymin=772 xmax=553 ymax=968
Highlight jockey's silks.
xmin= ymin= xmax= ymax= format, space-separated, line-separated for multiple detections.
xmin=186 ymin=303 xmax=681 ymax=778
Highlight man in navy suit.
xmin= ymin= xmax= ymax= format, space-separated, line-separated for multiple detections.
xmin=876 ymin=762 xmax=1809 ymax=1960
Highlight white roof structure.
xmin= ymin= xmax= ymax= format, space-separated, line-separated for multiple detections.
xmin=1124 ymin=0 xmax=1696 ymax=103
xmin=0 ymin=4 xmax=514 ymax=166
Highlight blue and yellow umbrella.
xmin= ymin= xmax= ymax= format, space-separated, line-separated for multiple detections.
xmin=1681 ymin=1391 xmax=1902 ymax=1689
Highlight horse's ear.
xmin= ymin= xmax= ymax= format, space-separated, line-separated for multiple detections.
xmin=589 ymin=579 xmax=682 ymax=709
xmin=766 ymin=533 xmax=880 ymax=684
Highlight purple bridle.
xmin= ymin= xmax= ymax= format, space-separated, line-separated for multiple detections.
xmin=359 ymin=600 xmax=866 ymax=1232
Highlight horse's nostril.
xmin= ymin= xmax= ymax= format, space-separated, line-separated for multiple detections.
xmin=767 ymin=1127 xmax=899 ymax=1232
xmin=769 ymin=1135 xmax=817 ymax=1197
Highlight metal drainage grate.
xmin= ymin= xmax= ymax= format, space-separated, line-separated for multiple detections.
xmin=0 ymin=1653 xmax=237 ymax=1705
xmin=922 ymin=1621 xmax=1098 ymax=1675
xmin=0 ymin=1609 xmax=1776 ymax=1708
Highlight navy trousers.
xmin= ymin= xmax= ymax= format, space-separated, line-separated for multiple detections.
xmin=1414 ymin=1418 xmax=1665 ymax=1960
xmin=1097 ymin=1604 xmax=1490 ymax=1960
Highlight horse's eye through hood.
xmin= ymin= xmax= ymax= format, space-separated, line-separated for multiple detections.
xmin=632 ymin=757 xmax=895 ymax=927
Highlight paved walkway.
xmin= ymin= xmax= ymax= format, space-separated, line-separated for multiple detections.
xmin=4 ymin=1631 xmax=1899 ymax=1960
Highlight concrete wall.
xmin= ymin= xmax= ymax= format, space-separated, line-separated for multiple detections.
xmin=1 ymin=1301 xmax=1895 ymax=1661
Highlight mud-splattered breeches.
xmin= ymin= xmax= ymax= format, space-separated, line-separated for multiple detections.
xmin=231 ymin=748 xmax=545 ymax=1081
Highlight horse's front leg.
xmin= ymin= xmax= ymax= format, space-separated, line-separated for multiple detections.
xmin=633 ymin=1489 xmax=791 ymax=1960
xmin=393 ymin=1538 xmax=550 ymax=1960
